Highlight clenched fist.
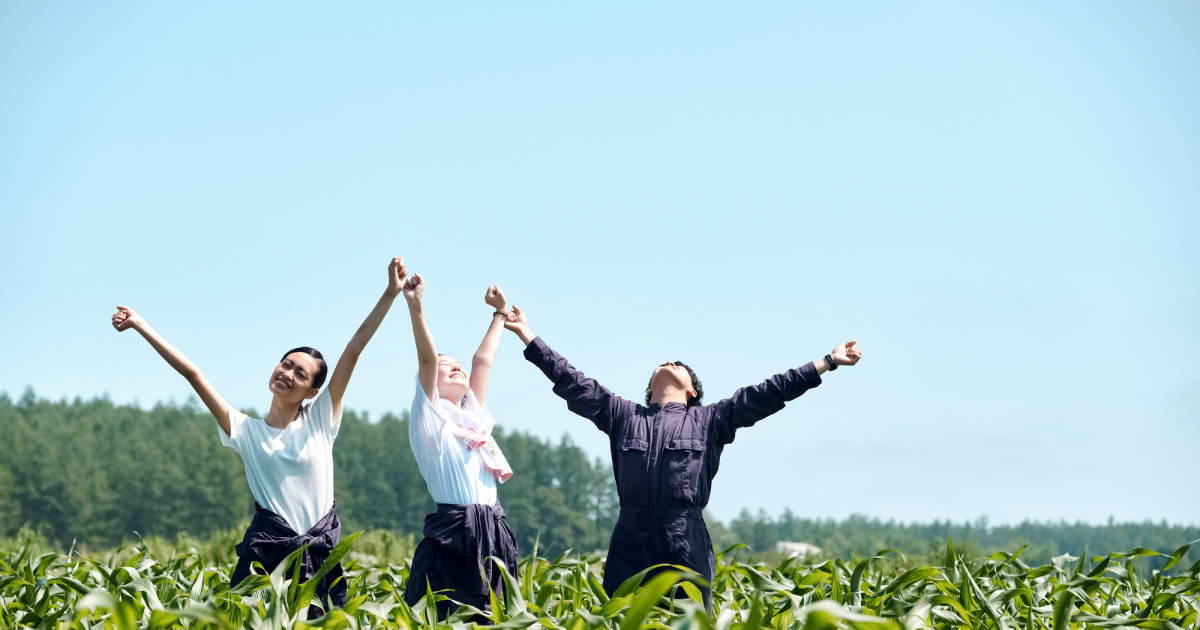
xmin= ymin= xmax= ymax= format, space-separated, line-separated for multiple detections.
xmin=111 ymin=306 xmax=145 ymax=333
xmin=831 ymin=340 xmax=863 ymax=367
xmin=503 ymin=305 xmax=529 ymax=334
xmin=386 ymin=257 xmax=409 ymax=297
xmin=484 ymin=284 xmax=508 ymax=312
xmin=402 ymin=273 xmax=425 ymax=303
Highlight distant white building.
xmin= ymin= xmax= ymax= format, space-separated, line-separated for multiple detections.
xmin=776 ymin=541 xmax=822 ymax=558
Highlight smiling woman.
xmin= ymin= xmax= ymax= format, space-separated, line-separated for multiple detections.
xmin=399 ymin=271 xmax=519 ymax=620
xmin=270 ymin=347 xmax=327 ymax=400
xmin=109 ymin=256 xmax=409 ymax=619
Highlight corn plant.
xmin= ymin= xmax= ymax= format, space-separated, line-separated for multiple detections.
xmin=1 ymin=534 xmax=1195 ymax=630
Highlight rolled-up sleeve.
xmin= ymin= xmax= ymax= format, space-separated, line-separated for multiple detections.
xmin=708 ymin=362 xmax=822 ymax=446
xmin=523 ymin=337 xmax=635 ymax=435
xmin=311 ymin=388 xmax=344 ymax=440
xmin=218 ymin=409 xmax=247 ymax=451
xmin=409 ymin=376 xmax=446 ymax=459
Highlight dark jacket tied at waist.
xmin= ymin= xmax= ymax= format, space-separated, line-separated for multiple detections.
xmin=404 ymin=502 xmax=519 ymax=618
xmin=231 ymin=502 xmax=347 ymax=611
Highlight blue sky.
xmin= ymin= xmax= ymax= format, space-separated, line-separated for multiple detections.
xmin=2 ymin=1 xmax=1197 ymax=525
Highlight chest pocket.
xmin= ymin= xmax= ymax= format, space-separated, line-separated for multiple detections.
xmin=664 ymin=437 xmax=705 ymax=488
xmin=616 ymin=436 xmax=648 ymax=487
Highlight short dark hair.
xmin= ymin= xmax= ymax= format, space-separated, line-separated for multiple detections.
xmin=645 ymin=361 xmax=704 ymax=408
xmin=280 ymin=347 xmax=328 ymax=389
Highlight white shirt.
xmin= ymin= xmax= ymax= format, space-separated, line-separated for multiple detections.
xmin=409 ymin=376 xmax=498 ymax=506
xmin=218 ymin=388 xmax=342 ymax=534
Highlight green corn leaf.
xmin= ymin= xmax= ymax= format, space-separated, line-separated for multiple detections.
xmin=830 ymin=561 xmax=844 ymax=603
xmin=488 ymin=610 xmax=541 ymax=630
xmin=715 ymin=543 xmax=749 ymax=561
xmin=587 ymin=569 xmax=609 ymax=604
xmin=960 ymin=557 xmax=1009 ymax=630
xmin=883 ymin=567 xmax=939 ymax=597
xmin=915 ymin=593 xmax=977 ymax=628
xmin=619 ymin=571 xmax=682 ymax=630
xmin=1110 ymin=548 xmax=1162 ymax=560
xmin=489 ymin=578 xmax=507 ymax=624
xmin=1161 ymin=542 xmax=1196 ymax=572
xmin=600 ymin=596 xmax=631 ymax=618
xmin=614 ymin=564 xmax=669 ymax=599
xmin=526 ymin=531 xmax=540 ymax=602
xmin=290 ymin=530 xmax=364 ymax=619
xmin=489 ymin=556 xmax=527 ymax=614
xmin=1088 ymin=556 xmax=1112 ymax=578
xmin=357 ymin=600 xmax=397 ymax=620
xmin=743 ymin=598 xmax=765 ymax=630
xmin=1052 ymin=589 xmax=1075 ymax=630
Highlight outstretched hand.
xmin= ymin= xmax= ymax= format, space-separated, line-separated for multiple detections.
xmin=386 ymin=257 xmax=409 ymax=296
xmin=503 ymin=305 xmax=530 ymax=335
xmin=111 ymin=306 xmax=144 ymax=332
xmin=402 ymin=273 xmax=425 ymax=303
xmin=831 ymin=340 xmax=863 ymax=367
xmin=484 ymin=284 xmax=508 ymax=312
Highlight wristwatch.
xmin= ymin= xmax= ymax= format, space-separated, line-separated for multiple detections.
xmin=824 ymin=353 xmax=838 ymax=371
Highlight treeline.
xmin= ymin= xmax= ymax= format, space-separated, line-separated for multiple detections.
xmin=715 ymin=510 xmax=1200 ymax=567
xmin=1 ymin=390 xmax=1196 ymax=565
xmin=0 ymin=389 xmax=616 ymax=556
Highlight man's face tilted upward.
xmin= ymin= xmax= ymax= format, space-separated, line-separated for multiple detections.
xmin=646 ymin=361 xmax=702 ymax=407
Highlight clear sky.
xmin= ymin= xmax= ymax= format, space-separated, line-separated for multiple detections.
xmin=2 ymin=2 xmax=1197 ymax=526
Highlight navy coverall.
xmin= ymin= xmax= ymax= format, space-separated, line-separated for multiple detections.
xmin=523 ymin=337 xmax=822 ymax=603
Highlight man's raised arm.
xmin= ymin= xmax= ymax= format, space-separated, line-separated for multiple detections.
xmin=503 ymin=306 xmax=634 ymax=435
xmin=709 ymin=340 xmax=863 ymax=445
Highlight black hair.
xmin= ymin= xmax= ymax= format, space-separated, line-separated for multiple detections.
xmin=645 ymin=361 xmax=704 ymax=408
xmin=280 ymin=347 xmax=328 ymax=390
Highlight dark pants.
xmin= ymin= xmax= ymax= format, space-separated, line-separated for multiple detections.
xmin=604 ymin=507 xmax=714 ymax=607
xmin=231 ymin=502 xmax=347 ymax=619
xmin=403 ymin=502 xmax=520 ymax=620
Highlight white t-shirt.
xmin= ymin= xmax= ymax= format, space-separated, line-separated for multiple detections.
xmin=218 ymin=388 xmax=342 ymax=534
xmin=409 ymin=376 xmax=498 ymax=506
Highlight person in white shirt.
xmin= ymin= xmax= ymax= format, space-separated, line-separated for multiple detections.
xmin=111 ymin=256 xmax=409 ymax=617
xmin=399 ymin=271 xmax=518 ymax=619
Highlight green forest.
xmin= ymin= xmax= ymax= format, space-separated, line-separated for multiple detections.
xmin=1 ymin=389 xmax=1196 ymax=566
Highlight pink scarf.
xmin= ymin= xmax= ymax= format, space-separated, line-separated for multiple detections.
xmin=448 ymin=424 xmax=512 ymax=483
xmin=436 ymin=390 xmax=513 ymax=483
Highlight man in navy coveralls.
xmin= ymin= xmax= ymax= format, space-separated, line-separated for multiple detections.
xmin=501 ymin=305 xmax=863 ymax=606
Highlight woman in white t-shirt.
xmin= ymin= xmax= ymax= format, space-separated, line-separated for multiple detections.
xmin=111 ymin=256 xmax=409 ymax=616
xmin=399 ymin=272 xmax=518 ymax=619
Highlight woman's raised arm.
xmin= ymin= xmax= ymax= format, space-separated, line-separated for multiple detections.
xmin=403 ymin=273 xmax=439 ymax=404
xmin=325 ymin=257 xmax=407 ymax=415
xmin=470 ymin=284 xmax=509 ymax=406
xmin=111 ymin=306 xmax=234 ymax=435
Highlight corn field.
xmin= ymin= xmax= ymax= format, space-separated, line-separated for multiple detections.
xmin=1 ymin=532 xmax=1196 ymax=630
